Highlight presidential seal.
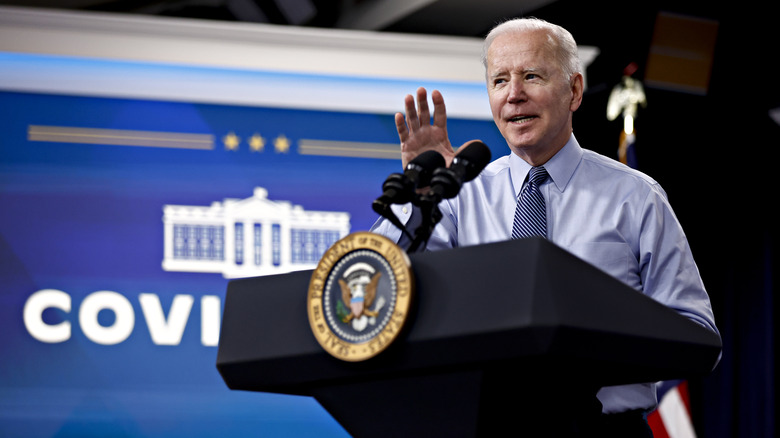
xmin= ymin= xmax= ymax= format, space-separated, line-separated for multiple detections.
xmin=307 ymin=231 xmax=413 ymax=362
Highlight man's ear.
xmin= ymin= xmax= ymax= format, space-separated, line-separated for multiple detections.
xmin=569 ymin=73 xmax=584 ymax=112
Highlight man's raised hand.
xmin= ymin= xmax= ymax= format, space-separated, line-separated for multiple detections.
xmin=395 ymin=87 xmax=455 ymax=168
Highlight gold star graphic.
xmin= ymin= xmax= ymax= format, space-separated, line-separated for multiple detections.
xmin=274 ymin=134 xmax=291 ymax=153
xmin=249 ymin=133 xmax=265 ymax=152
xmin=223 ymin=132 xmax=240 ymax=151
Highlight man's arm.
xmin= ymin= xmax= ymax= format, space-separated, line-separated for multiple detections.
xmin=639 ymin=185 xmax=720 ymax=338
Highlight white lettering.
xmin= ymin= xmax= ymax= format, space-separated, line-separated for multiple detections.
xmin=79 ymin=291 xmax=135 ymax=345
xmin=139 ymin=293 xmax=193 ymax=345
xmin=200 ymin=295 xmax=221 ymax=346
xmin=23 ymin=289 xmax=71 ymax=343
xmin=23 ymin=290 xmax=221 ymax=346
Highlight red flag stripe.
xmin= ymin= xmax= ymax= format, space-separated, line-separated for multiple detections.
xmin=648 ymin=410 xmax=671 ymax=438
xmin=677 ymin=380 xmax=691 ymax=413
xmin=648 ymin=382 xmax=696 ymax=438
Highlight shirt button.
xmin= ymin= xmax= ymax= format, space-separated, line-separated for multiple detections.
xmin=402 ymin=207 xmax=408 ymax=214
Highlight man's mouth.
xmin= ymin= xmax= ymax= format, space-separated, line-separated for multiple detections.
xmin=509 ymin=115 xmax=537 ymax=124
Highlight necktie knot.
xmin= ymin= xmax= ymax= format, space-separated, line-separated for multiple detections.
xmin=528 ymin=166 xmax=548 ymax=187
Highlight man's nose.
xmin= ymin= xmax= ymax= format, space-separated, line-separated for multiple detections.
xmin=507 ymin=78 xmax=527 ymax=103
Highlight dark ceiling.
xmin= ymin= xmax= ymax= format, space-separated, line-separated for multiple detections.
xmin=0 ymin=1 xmax=733 ymax=41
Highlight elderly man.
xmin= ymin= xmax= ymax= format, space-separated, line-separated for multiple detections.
xmin=371 ymin=17 xmax=719 ymax=436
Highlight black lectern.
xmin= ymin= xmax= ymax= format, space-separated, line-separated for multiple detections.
xmin=217 ymin=237 xmax=720 ymax=437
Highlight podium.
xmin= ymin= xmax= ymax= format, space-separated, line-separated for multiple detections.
xmin=216 ymin=237 xmax=721 ymax=436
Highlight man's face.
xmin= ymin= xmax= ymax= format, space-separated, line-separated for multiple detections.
xmin=486 ymin=29 xmax=582 ymax=164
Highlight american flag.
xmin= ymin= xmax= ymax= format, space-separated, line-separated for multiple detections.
xmin=647 ymin=380 xmax=697 ymax=438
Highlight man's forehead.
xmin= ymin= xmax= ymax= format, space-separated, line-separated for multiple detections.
xmin=490 ymin=30 xmax=544 ymax=51
xmin=486 ymin=31 xmax=555 ymax=70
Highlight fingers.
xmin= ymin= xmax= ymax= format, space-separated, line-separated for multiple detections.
xmin=395 ymin=87 xmax=450 ymax=167
xmin=396 ymin=88 xmax=430 ymax=142
xmin=394 ymin=112 xmax=408 ymax=143
xmin=400 ymin=87 xmax=438 ymax=134
xmin=403 ymin=93 xmax=419 ymax=131
xmin=416 ymin=87 xmax=430 ymax=127
xmin=431 ymin=89 xmax=447 ymax=129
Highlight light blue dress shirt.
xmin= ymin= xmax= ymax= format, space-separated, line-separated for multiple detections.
xmin=371 ymin=134 xmax=720 ymax=413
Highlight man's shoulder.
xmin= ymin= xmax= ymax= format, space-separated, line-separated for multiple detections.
xmin=580 ymin=148 xmax=659 ymax=186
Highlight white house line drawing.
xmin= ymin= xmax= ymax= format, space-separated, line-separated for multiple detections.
xmin=162 ymin=187 xmax=351 ymax=278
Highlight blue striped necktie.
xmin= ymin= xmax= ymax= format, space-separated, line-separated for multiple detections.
xmin=512 ymin=166 xmax=549 ymax=239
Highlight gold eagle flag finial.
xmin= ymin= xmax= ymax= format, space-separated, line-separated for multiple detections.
xmin=607 ymin=63 xmax=647 ymax=166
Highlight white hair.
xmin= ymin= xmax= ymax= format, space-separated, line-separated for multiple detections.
xmin=481 ymin=17 xmax=582 ymax=81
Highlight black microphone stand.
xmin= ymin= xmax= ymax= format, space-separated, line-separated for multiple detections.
xmin=407 ymin=164 xmax=463 ymax=253
xmin=406 ymin=190 xmax=441 ymax=253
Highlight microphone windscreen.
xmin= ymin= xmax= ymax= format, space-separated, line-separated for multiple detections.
xmin=454 ymin=141 xmax=491 ymax=182
xmin=408 ymin=149 xmax=445 ymax=171
xmin=406 ymin=150 xmax=445 ymax=186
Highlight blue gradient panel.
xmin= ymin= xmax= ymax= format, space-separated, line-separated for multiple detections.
xmin=0 ymin=89 xmax=505 ymax=437
xmin=0 ymin=51 xmax=493 ymax=119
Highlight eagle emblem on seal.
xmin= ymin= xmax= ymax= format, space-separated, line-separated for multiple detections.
xmin=338 ymin=262 xmax=384 ymax=332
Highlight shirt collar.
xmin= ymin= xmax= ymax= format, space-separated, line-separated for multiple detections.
xmin=509 ymin=134 xmax=583 ymax=196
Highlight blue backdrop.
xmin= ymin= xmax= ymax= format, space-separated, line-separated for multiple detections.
xmin=0 ymin=87 xmax=506 ymax=437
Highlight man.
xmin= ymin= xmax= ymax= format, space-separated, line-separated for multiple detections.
xmin=371 ymin=17 xmax=720 ymax=436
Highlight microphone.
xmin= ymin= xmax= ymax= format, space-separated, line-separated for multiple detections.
xmin=407 ymin=141 xmax=491 ymax=253
xmin=372 ymin=150 xmax=445 ymax=241
xmin=372 ymin=150 xmax=445 ymax=209
xmin=429 ymin=140 xmax=492 ymax=200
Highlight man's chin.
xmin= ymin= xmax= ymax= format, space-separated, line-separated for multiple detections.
xmin=506 ymin=137 xmax=539 ymax=154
